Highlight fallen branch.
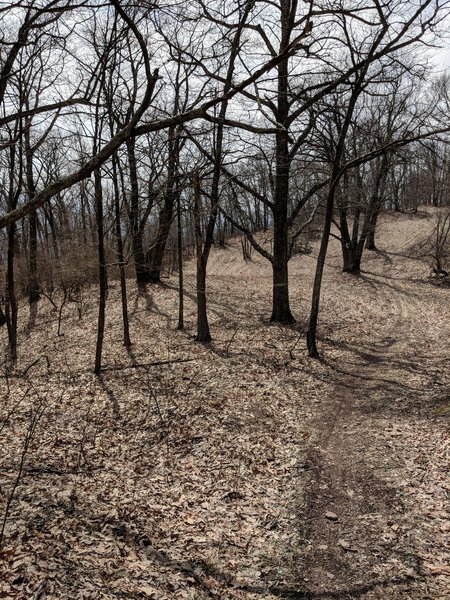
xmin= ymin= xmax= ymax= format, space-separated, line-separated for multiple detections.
xmin=99 ymin=357 xmax=196 ymax=372
xmin=135 ymin=535 xmax=217 ymax=598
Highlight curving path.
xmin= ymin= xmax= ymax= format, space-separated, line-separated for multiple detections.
xmin=295 ymin=252 xmax=450 ymax=599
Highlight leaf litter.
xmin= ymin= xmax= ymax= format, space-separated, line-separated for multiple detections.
xmin=0 ymin=208 xmax=448 ymax=599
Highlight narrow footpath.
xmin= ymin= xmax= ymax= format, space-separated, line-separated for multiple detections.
xmin=295 ymin=265 xmax=449 ymax=599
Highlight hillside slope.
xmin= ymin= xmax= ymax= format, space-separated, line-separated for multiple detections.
xmin=0 ymin=209 xmax=449 ymax=599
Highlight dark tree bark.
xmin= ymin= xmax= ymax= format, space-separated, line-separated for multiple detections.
xmin=94 ymin=168 xmax=108 ymax=374
xmin=125 ymin=137 xmax=149 ymax=286
xmin=338 ymin=152 xmax=389 ymax=272
xmin=4 ymin=127 xmax=22 ymax=363
xmin=354 ymin=157 xmax=388 ymax=261
xmin=24 ymin=121 xmax=40 ymax=305
xmin=193 ymin=170 xmax=211 ymax=342
xmin=365 ymin=209 xmax=380 ymax=250
xmin=270 ymin=2 xmax=295 ymax=324
xmin=339 ymin=207 xmax=361 ymax=273
xmin=112 ymin=152 xmax=131 ymax=347
xmin=5 ymin=221 xmax=18 ymax=363
xmin=43 ymin=201 xmax=60 ymax=260
xmin=307 ymin=174 xmax=340 ymax=357
xmin=176 ymin=189 xmax=184 ymax=330
xmin=147 ymin=126 xmax=179 ymax=283
xmin=0 ymin=306 xmax=6 ymax=328
xmin=28 ymin=212 xmax=39 ymax=300
xmin=79 ymin=180 xmax=90 ymax=248
xmin=307 ymin=63 xmax=370 ymax=356
xmin=192 ymin=1 xmax=254 ymax=341
xmin=271 ymin=204 xmax=294 ymax=323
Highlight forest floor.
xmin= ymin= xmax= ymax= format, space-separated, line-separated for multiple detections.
xmin=0 ymin=208 xmax=449 ymax=600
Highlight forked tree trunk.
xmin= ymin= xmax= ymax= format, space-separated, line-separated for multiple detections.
xmin=44 ymin=201 xmax=59 ymax=260
xmin=147 ymin=126 xmax=179 ymax=283
xmin=341 ymin=241 xmax=361 ymax=273
xmin=364 ymin=156 xmax=387 ymax=251
xmin=354 ymin=193 xmax=381 ymax=266
xmin=365 ymin=209 xmax=379 ymax=250
xmin=340 ymin=208 xmax=361 ymax=274
xmin=126 ymin=137 xmax=149 ymax=286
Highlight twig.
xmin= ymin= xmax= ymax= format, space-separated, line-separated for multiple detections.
xmin=21 ymin=354 xmax=50 ymax=376
xmin=226 ymin=327 xmax=239 ymax=357
xmin=0 ymin=387 xmax=31 ymax=436
xmin=0 ymin=358 xmax=10 ymax=393
xmin=0 ymin=396 xmax=46 ymax=552
xmin=289 ymin=325 xmax=307 ymax=359
xmin=57 ymin=288 xmax=68 ymax=336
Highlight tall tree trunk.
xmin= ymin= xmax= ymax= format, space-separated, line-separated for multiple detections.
xmin=177 ymin=191 xmax=184 ymax=330
xmin=5 ymin=131 xmax=21 ymax=363
xmin=0 ymin=305 xmax=6 ymax=327
xmin=6 ymin=222 xmax=18 ymax=363
xmin=193 ymin=1 xmax=251 ymax=340
xmin=44 ymin=202 xmax=60 ymax=260
xmin=354 ymin=163 xmax=386 ymax=264
xmin=307 ymin=67 xmax=367 ymax=355
xmin=307 ymin=180 xmax=338 ymax=357
xmin=24 ymin=125 xmax=40 ymax=305
xmin=80 ymin=180 xmax=88 ymax=248
xmin=193 ymin=171 xmax=210 ymax=342
xmin=271 ymin=208 xmax=293 ymax=322
xmin=112 ymin=153 xmax=131 ymax=348
xmin=365 ymin=156 xmax=388 ymax=251
xmin=147 ymin=126 xmax=178 ymax=283
xmin=270 ymin=8 xmax=294 ymax=324
xmin=339 ymin=208 xmax=360 ymax=273
xmin=94 ymin=169 xmax=107 ymax=374
xmin=365 ymin=209 xmax=380 ymax=250
xmin=351 ymin=205 xmax=361 ymax=244
xmin=126 ymin=137 xmax=148 ymax=286
xmin=28 ymin=212 xmax=39 ymax=303
xmin=263 ymin=201 xmax=268 ymax=232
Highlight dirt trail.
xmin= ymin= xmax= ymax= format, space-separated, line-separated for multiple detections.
xmin=295 ymin=251 xmax=449 ymax=598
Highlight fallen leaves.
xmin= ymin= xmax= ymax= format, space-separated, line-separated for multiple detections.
xmin=0 ymin=210 xmax=449 ymax=599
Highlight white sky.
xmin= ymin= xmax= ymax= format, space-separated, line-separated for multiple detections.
xmin=434 ymin=46 xmax=450 ymax=69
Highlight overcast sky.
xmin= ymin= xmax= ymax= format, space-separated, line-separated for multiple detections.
xmin=434 ymin=46 xmax=450 ymax=69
